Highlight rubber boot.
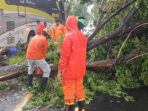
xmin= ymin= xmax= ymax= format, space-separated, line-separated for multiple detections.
xmin=64 ymin=104 xmax=75 ymax=111
xmin=27 ymin=75 xmax=33 ymax=87
xmin=40 ymin=77 xmax=48 ymax=92
xmin=77 ymin=100 xmax=85 ymax=111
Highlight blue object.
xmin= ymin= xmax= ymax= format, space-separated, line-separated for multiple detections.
xmin=9 ymin=47 xmax=19 ymax=54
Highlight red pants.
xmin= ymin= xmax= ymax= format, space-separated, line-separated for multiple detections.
xmin=62 ymin=77 xmax=85 ymax=104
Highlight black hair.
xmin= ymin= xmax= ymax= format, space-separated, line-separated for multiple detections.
xmin=55 ymin=18 xmax=61 ymax=23
xmin=44 ymin=22 xmax=47 ymax=27
xmin=42 ymin=30 xmax=50 ymax=39
xmin=37 ymin=20 xmax=40 ymax=24
xmin=77 ymin=16 xmax=86 ymax=30
xmin=78 ymin=22 xmax=85 ymax=30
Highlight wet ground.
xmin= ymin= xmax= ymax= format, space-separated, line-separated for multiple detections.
xmin=29 ymin=86 xmax=148 ymax=111
xmin=0 ymin=77 xmax=28 ymax=111
xmin=0 ymin=89 xmax=28 ymax=111
xmin=87 ymin=86 xmax=148 ymax=111
xmin=0 ymin=78 xmax=148 ymax=111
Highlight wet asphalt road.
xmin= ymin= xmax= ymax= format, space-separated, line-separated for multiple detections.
xmin=0 ymin=83 xmax=148 ymax=111
xmin=0 ymin=89 xmax=28 ymax=111
xmin=87 ymin=86 xmax=148 ymax=111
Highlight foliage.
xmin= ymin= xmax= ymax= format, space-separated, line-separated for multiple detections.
xmin=64 ymin=0 xmax=90 ymax=20
xmin=22 ymin=78 xmax=64 ymax=110
xmin=6 ymin=42 xmax=27 ymax=65
xmin=23 ymin=70 xmax=137 ymax=110
xmin=124 ymin=96 xmax=134 ymax=102
xmin=6 ymin=50 xmax=26 ymax=65
xmin=0 ymin=81 xmax=13 ymax=90
xmin=84 ymin=71 xmax=135 ymax=102
xmin=85 ymin=0 xmax=148 ymax=104
xmin=140 ymin=58 xmax=148 ymax=85
xmin=46 ymin=38 xmax=60 ymax=66
xmin=84 ymin=88 xmax=95 ymax=104
xmin=22 ymin=73 xmax=102 ymax=110
xmin=115 ymin=65 xmax=141 ymax=89
xmin=87 ymin=33 xmax=148 ymax=100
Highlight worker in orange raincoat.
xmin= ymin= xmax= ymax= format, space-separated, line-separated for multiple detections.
xmin=26 ymin=28 xmax=51 ymax=92
xmin=37 ymin=21 xmax=45 ymax=35
xmin=52 ymin=18 xmax=66 ymax=51
xmin=57 ymin=16 xmax=87 ymax=111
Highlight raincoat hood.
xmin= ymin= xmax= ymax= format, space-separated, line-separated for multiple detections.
xmin=66 ymin=16 xmax=78 ymax=32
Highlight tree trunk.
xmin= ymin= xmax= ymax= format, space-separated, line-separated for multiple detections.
xmin=0 ymin=64 xmax=57 ymax=81
xmin=0 ymin=51 xmax=144 ymax=81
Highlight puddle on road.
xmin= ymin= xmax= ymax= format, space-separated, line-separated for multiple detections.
xmin=86 ymin=86 xmax=148 ymax=111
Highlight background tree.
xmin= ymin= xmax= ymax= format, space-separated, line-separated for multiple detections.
xmin=65 ymin=0 xmax=90 ymax=20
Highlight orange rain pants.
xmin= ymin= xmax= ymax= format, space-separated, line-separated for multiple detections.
xmin=62 ymin=77 xmax=85 ymax=104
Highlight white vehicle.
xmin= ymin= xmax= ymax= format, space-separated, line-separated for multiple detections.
xmin=0 ymin=0 xmax=64 ymax=48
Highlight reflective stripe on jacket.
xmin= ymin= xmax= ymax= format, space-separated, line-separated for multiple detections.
xmin=58 ymin=16 xmax=87 ymax=80
xmin=26 ymin=35 xmax=48 ymax=60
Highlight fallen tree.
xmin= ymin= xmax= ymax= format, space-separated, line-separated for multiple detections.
xmin=86 ymin=0 xmax=147 ymax=72
xmin=0 ymin=64 xmax=58 ymax=81
xmin=1 ymin=51 xmax=147 ymax=81
xmin=1 ymin=0 xmax=148 ymax=80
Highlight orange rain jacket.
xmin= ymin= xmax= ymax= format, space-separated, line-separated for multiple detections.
xmin=37 ymin=22 xmax=45 ymax=35
xmin=26 ymin=35 xmax=48 ymax=60
xmin=52 ymin=23 xmax=66 ymax=50
xmin=58 ymin=16 xmax=87 ymax=80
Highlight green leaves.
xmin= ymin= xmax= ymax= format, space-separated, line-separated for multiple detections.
xmin=135 ymin=0 xmax=142 ymax=8
xmin=140 ymin=59 xmax=148 ymax=85
xmin=6 ymin=50 xmax=26 ymax=65
xmin=85 ymin=88 xmax=95 ymax=104
xmin=0 ymin=82 xmax=13 ymax=90
xmin=124 ymin=96 xmax=134 ymax=102
xmin=116 ymin=65 xmax=141 ymax=89
xmin=64 ymin=0 xmax=90 ymax=20
xmin=85 ymin=72 xmax=127 ymax=101
xmin=46 ymin=39 xmax=59 ymax=66
xmin=23 ymin=78 xmax=64 ymax=110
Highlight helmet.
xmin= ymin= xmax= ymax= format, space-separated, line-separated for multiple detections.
xmin=43 ymin=28 xmax=50 ymax=36
xmin=76 ymin=16 xmax=87 ymax=26
xmin=76 ymin=16 xmax=87 ymax=30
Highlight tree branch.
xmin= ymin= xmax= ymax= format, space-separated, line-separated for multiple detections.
xmin=118 ymin=22 xmax=148 ymax=57
xmin=87 ymin=21 xmax=148 ymax=51
xmin=88 ymin=0 xmax=135 ymax=41
xmin=97 ymin=0 xmax=105 ymax=26
xmin=121 ymin=0 xmax=144 ymax=26
xmin=86 ymin=51 xmax=146 ymax=73
xmin=126 ymin=52 xmax=148 ymax=63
